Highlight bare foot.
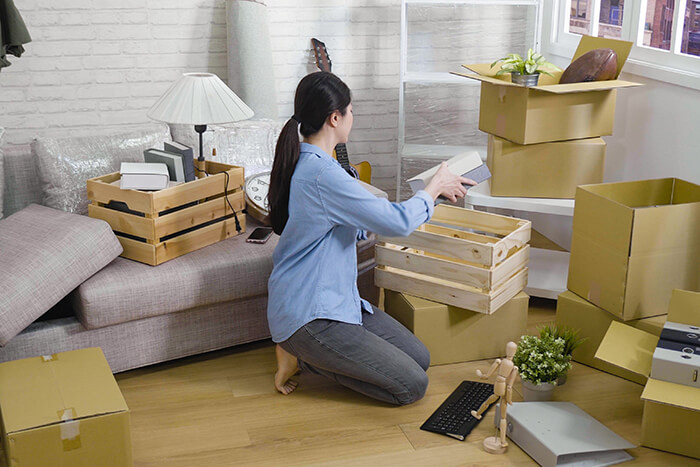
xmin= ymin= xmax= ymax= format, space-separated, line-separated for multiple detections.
xmin=471 ymin=410 xmax=481 ymax=420
xmin=274 ymin=344 xmax=299 ymax=395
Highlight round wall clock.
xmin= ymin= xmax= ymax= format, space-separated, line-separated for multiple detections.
xmin=245 ymin=171 xmax=271 ymax=225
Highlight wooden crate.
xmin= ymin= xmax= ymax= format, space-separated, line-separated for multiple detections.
xmin=375 ymin=204 xmax=531 ymax=314
xmin=87 ymin=160 xmax=246 ymax=266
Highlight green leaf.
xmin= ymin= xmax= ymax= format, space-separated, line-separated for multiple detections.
xmin=525 ymin=62 xmax=536 ymax=74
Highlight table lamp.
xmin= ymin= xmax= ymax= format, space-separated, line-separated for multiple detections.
xmin=147 ymin=72 xmax=254 ymax=175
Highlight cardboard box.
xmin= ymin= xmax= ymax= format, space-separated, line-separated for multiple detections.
xmin=596 ymin=289 xmax=700 ymax=459
xmin=568 ymin=178 xmax=700 ymax=321
xmin=556 ymin=290 xmax=666 ymax=385
xmin=0 ymin=348 xmax=132 ymax=467
xmin=453 ymin=36 xmax=642 ymax=144
xmin=487 ymin=135 xmax=605 ymax=199
xmin=384 ymin=290 xmax=529 ymax=366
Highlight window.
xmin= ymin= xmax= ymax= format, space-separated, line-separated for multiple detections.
xmin=546 ymin=0 xmax=700 ymax=89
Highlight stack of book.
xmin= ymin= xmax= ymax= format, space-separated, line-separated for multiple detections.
xmin=143 ymin=141 xmax=196 ymax=184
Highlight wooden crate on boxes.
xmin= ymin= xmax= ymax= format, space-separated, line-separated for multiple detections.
xmin=375 ymin=204 xmax=530 ymax=314
xmin=87 ymin=160 xmax=245 ymax=266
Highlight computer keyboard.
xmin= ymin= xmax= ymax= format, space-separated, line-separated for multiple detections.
xmin=420 ymin=380 xmax=495 ymax=441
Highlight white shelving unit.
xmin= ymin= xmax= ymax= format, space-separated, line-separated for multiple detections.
xmin=465 ymin=181 xmax=574 ymax=299
xmin=397 ymin=0 xmax=543 ymax=200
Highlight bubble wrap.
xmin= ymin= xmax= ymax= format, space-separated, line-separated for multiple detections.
xmin=0 ymin=127 xmax=5 ymax=219
xmin=33 ymin=123 xmax=172 ymax=215
xmin=169 ymin=118 xmax=284 ymax=179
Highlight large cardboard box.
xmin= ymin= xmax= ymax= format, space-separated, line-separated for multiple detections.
xmin=556 ymin=290 xmax=666 ymax=385
xmin=453 ymin=36 xmax=642 ymax=144
xmin=596 ymin=289 xmax=700 ymax=459
xmin=384 ymin=290 xmax=529 ymax=366
xmin=568 ymin=178 xmax=700 ymax=321
xmin=487 ymin=135 xmax=605 ymax=198
xmin=0 ymin=348 xmax=132 ymax=467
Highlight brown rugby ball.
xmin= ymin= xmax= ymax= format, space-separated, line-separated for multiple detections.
xmin=559 ymin=48 xmax=618 ymax=84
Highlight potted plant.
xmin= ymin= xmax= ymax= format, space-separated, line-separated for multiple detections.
xmin=539 ymin=324 xmax=586 ymax=386
xmin=490 ymin=49 xmax=561 ymax=87
xmin=513 ymin=334 xmax=572 ymax=401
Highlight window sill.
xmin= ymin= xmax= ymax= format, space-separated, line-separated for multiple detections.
xmin=621 ymin=59 xmax=700 ymax=91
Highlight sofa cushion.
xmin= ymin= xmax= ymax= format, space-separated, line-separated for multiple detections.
xmin=33 ymin=123 xmax=172 ymax=215
xmin=74 ymin=225 xmax=278 ymax=330
xmin=0 ymin=204 xmax=123 ymax=346
xmin=2 ymin=143 xmax=40 ymax=218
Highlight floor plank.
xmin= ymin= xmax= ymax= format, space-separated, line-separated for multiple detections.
xmin=116 ymin=298 xmax=700 ymax=466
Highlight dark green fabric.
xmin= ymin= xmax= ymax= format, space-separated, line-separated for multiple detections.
xmin=0 ymin=0 xmax=32 ymax=69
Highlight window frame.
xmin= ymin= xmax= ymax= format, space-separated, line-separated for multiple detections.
xmin=542 ymin=0 xmax=700 ymax=90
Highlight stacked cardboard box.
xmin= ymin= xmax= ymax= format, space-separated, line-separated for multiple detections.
xmin=454 ymin=35 xmax=642 ymax=199
xmin=596 ymin=289 xmax=700 ymax=459
xmin=377 ymin=205 xmax=531 ymax=365
xmin=556 ymin=178 xmax=700 ymax=383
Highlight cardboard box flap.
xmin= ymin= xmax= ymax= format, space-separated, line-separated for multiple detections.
xmin=453 ymin=70 xmax=522 ymax=88
xmin=667 ymin=289 xmax=700 ymax=326
xmin=0 ymin=348 xmax=128 ymax=434
xmin=641 ymin=378 xmax=700 ymax=412
xmin=532 ymin=80 xmax=643 ymax=94
xmin=595 ymin=321 xmax=658 ymax=378
xmin=572 ymin=35 xmax=633 ymax=79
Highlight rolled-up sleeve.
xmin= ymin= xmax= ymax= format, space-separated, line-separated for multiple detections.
xmin=317 ymin=165 xmax=434 ymax=237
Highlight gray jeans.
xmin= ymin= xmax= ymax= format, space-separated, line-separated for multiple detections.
xmin=279 ymin=305 xmax=430 ymax=405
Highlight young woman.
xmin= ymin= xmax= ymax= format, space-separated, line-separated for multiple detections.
xmin=268 ymin=71 xmax=474 ymax=405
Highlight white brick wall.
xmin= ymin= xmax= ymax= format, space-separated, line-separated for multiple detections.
xmin=0 ymin=0 xmax=404 ymax=195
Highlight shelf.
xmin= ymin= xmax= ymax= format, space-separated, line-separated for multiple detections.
xmin=465 ymin=180 xmax=575 ymax=217
xmin=400 ymin=143 xmax=487 ymax=161
xmin=403 ymin=71 xmax=478 ymax=85
xmin=524 ymin=248 xmax=569 ymax=300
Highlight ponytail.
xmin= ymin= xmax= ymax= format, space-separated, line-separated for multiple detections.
xmin=268 ymin=118 xmax=301 ymax=235
xmin=268 ymin=71 xmax=351 ymax=235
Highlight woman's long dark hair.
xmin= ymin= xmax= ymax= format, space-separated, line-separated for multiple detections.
xmin=268 ymin=71 xmax=352 ymax=235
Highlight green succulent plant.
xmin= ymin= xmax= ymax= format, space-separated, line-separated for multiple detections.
xmin=513 ymin=334 xmax=572 ymax=385
xmin=539 ymin=324 xmax=586 ymax=357
xmin=490 ymin=49 xmax=561 ymax=77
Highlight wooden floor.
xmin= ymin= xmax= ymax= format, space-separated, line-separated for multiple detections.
xmin=116 ymin=299 xmax=699 ymax=466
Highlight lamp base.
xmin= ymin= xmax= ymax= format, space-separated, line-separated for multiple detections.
xmin=194 ymin=124 xmax=207 ymax=178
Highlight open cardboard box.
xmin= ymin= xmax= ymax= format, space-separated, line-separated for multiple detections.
xmin=452 ymin=35 xmax=642 ymax=144
xmin=556 ymin=290 xmax=666 ymax=385
xmin=595 ymin=289 xmax=700 ymax=459
xmin=568 ymin=178 xmax=700 ymax=321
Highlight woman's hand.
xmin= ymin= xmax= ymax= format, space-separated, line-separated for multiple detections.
xmin=423 ymin=162 xmax=477 ymax=203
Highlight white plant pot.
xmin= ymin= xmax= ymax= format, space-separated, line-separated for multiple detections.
xmin=522 ymin=380 xmax=556 ymax=401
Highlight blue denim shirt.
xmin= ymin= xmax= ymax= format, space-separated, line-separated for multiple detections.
xmin=267 ymin=143 xmax=435 ymax=343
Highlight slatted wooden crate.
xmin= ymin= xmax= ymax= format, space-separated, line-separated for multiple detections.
xmin=375 ymin=204 xmax=531 ymax=314
xmin=87 ymin=160 xmax=245 ymax=266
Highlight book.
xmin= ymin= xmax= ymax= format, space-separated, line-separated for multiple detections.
xmin=144 ymin=148 xmax=186 ymax=182
xmin=120 ymin=162 xmax=169 ymax=190
xmin=407 ymin=151 xmax=491 ymax=194
xmin=164 ymin=140 xmax=196 ymax=182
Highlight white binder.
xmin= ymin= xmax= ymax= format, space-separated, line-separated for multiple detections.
xmin=494 ymin=402 xmax=634 ymax=467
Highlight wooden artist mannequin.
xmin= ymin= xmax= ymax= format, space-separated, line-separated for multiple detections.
xmin=471 ymin=341 xmax=519 ymax=454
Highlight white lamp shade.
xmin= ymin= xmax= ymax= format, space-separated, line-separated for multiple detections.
xmin=147 ymin=73 xmax=254 ymax=125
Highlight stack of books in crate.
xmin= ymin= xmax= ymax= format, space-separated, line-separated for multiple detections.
xmin=377 ymin=204 xmax=532 ymax=365
xmin=453 ymin=35 xmax=642 ymax=199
